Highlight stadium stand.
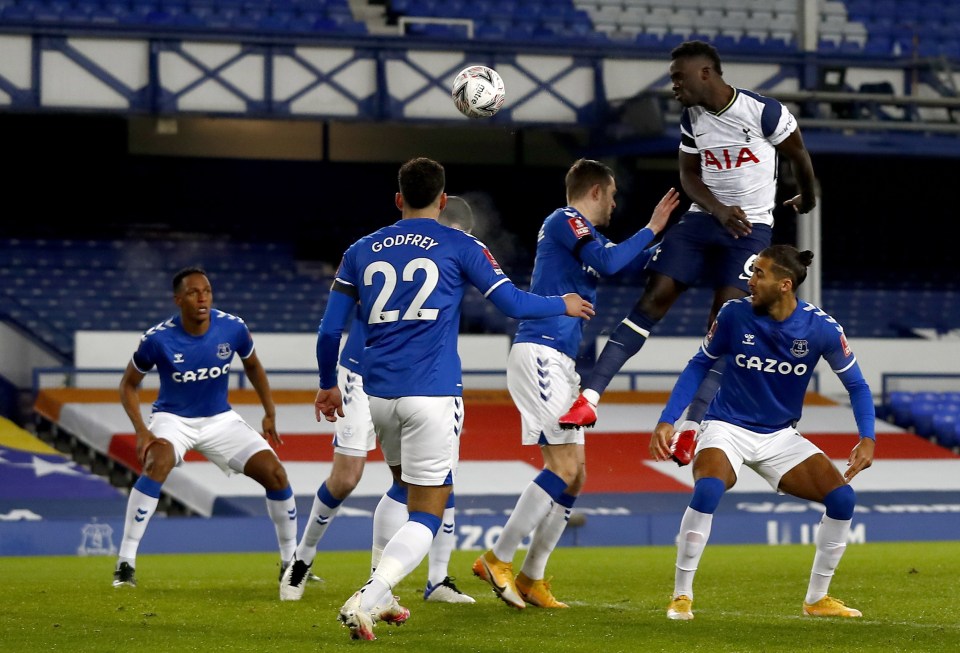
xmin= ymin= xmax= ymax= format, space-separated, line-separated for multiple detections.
xmin=4 ymin=238 xmax=959 ymax=365
xmin=0 ymin=238 xmax=332 ymax=360
xmin=0 ymin=0 xmax=957 ymax=59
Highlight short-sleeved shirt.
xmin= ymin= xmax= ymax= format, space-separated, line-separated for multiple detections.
xmin=679 ymin=88 xmax=798 ymax=226
xmin=131 ymin=311 xmax=253 ymax=418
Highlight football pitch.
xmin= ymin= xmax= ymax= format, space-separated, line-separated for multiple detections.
xmin=3 ymin=541 xmax=957 ymax=652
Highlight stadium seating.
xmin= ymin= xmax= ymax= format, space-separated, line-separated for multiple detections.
xmin=883 ymin=390 xmax=960 ymax=452
xmin=0 ymin=0 xmax=957 ymax=59
xmin=0 ymin=0 xmax=368 ymax=36
xmin=0 ymin=238 xmax=331 ymax=358
xmin=2 ymin=238 xmax=959 ymax=361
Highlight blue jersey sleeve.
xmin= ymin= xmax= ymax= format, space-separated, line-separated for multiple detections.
xmin=131 ymin=325 xmax=162 ymax=373
xmin=459 ymin=236 xmax=566 ymax=318
xmin=824 ymin=327 xmax=876 ymax=440
xmin=318 ymin=253 xmax=360 ymax=389
xmin=546 ymin=213 xmax=655 ymax=276
xmin=235 ymin=321 xmax=255 ymax=359
xmin=579 ymin=227 xmax=656 ymax=276
xmin=658 ymin=348 xmax=713 ymax=425
xmin=487 ymin=282 xmax=566 ymax=319
xmin=659 ymin=309 xmax=729 ymax=424
xmin=616 ymin=242 xmax=659 ymax=278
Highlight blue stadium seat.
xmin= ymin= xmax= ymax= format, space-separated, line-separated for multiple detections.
xmin=888 ymin=391 xmax=915 ymax=428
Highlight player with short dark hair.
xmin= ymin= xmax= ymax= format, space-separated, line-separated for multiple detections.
xmin=650 ymin=245 xmax=875 ymax=620
xmin=279 ymin=198 xmax=479 ymax=605
xmin=560 ymin=41 xmax=818 ymax=446
xmin=316 ymin=157 xmax=594 ymax=640
xmin=113 ymin=268 xmax=296 ymax=589
xmin=473 ymin=159 xmax=678 ymax=609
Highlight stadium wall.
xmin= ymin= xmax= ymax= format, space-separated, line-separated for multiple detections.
xmin=71 ymin=331 xmax=960 ymax=397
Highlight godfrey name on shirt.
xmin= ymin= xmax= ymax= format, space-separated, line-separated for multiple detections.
xmin=372 ymin=233 xmax=440 ymax=252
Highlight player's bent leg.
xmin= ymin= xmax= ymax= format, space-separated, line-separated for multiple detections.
xmin=114 ymin=441 xmax=175 ymax=587
xmin=778 ymin=454 xmax=859 ymax=614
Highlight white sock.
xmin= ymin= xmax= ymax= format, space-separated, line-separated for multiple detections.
xmin=118 ymin=487 xmax=160 ymax=564
xmin=520 ymin=501 xmax=570 ymax=580
xmin=582 ymin=389 xmax=600 ymax=406
xmin=427 ymin=505 xmax=456 ymax=587
xmin=371 ymin=492 xmax=408 ymax=572
xmin=492 ymin=480 xmax=554 ymax=562
xmin=805 ymin=516 xmax=851 ymax=604
xmin=265 ymin=493 xmax=298 ymax=564
xmin=358 ymin=521 xmax=434 ymax=612
xmin=295 ymin=493 xmax=342 ymax=566
xmin=674 ymin=507 xmax=713 ymax=600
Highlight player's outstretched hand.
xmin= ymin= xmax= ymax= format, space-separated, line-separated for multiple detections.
xmin=262 ymin=414 xmax=282 ymax=447
xmin=315 ymin=387 xmax=344 ymax=423
xmin=562 ymin=293 xmax=595 ymax=319
xmin=783 ymin=193 xmax=817 ymax=214
xmin=844 ymin=437 xmax=875 ymax=482
xmin=647 ymin=187 xmax=681 ymax=234
xmin=649 ymin=421 xmax=675 ymax=461
xmin=714 ymin=205 xmax=752 ymax=238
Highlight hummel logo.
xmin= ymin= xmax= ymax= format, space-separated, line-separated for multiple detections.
xmin=742 ymin=333 xmax=756 ymax=345
xmin=173 ymin=353 xmax=184 ymax=363
xmin=134 ymin=507 xmax=148 ymax=522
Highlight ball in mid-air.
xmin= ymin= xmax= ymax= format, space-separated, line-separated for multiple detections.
xmin=452 ymin=65 xmax=506 ymax=119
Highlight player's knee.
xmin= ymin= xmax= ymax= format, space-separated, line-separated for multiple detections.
xmin=689 ymin=477 xmax=726 ymax=514
xmin=547 ymin=460 xmax=579 ymax=487
xmin=142 ymin=441 xmax=175 ymax=480
xmin=822 ymin=484 xmax=856 ymax=521
xmin=564 ymin=468 xmax=586 ymax=495
xmin=257 ymin=462 xmax=289 ymax=493
xmin=327 ymin=471 xmax=361 ymax=498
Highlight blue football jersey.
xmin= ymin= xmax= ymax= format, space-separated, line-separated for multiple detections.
xmin=331 ymin=217 xmax=563 ymax=397
xmin=514 ymin=207 xmax=656 ymax=358
xmin=664 ymin=298 xmax=860 ymax=432
xmin=132 ymin=310 xmax=254 ymax=418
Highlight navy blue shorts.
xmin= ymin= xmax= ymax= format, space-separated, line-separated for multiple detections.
xmin=647 ymin=212 xmax=772 ymax=292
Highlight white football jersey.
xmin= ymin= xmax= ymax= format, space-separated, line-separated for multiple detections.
xmin=679 ymin=88 xmax=797 ymax=226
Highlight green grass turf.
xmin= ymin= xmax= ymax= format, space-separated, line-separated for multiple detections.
xmin=2 ymin=542 xmax=957 ymax=652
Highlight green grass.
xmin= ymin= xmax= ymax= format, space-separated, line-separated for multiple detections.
xmin=2 ymin=542 xmax=958 ymax=652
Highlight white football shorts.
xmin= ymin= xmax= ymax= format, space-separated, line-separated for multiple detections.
xmin=697 ymin=420 xmax=824 ymax=492
xmin=148 ymin=409 xmax=272 ymax=476
xmin=369 ymin=395 xmax=462 ymax=486
xmin=333 ymin=367 xmax=377 ymax=457
xmin=507 ymin=342 xmax=585 ymax=446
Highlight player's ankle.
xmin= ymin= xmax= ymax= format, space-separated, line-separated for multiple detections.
xmin=582 ymin=389 xmax=600 ymax=406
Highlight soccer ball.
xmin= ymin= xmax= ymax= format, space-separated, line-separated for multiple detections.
xmin=452 ymin=65 xmax=506 ymax=119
